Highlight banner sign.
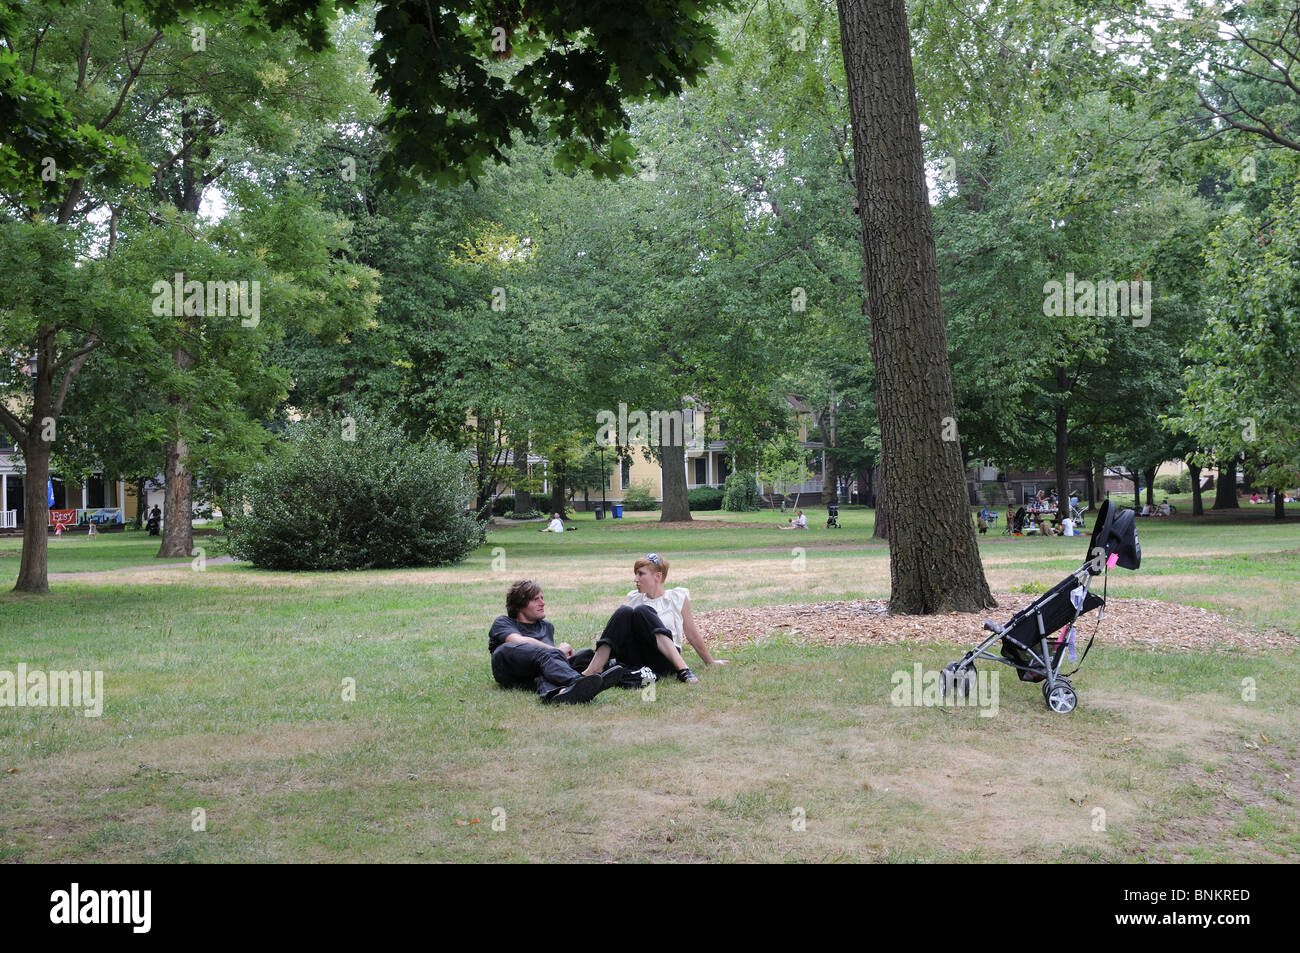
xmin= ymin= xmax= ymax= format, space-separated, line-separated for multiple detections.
xmin=78 ymin=508 xmax=124 ymax=525
xmin=48 ymin=509 xmax=78 ymax=527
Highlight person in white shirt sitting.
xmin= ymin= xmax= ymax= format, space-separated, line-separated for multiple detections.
xmin=580 ymin=553 xmax=727 ymax=684
xmin=783 ymin=509 xmax=808 ymax=529
xmin=1157 ymin=499 xmax=1171 ymax=516
xmin=539 ymin=512 xmax=566 ymax=532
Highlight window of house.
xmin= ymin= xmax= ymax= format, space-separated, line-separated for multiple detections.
xmin=694 ymin=457 xmax=707 ymax=486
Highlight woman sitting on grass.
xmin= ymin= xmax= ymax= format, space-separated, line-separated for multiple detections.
xmin=581 ymin=554 xmax=727 ymax=684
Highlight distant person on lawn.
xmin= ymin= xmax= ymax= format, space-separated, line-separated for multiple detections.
xmin=539 ymin=512 xmax=577 ymax=532
xmin=580 ymin=554 xmax=727 ymax=684
xmin=488 ymin=580 xmax=623 ymax=704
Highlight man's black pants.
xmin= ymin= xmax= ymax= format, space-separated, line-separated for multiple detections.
xmin=491 ymin=643 xmax=597 ymax=699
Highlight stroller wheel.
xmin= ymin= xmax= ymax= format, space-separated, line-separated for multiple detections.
xmin=1043 ymin=678 xmax=1077 ymax=714
xmin=941 ymin=661 xmax=976 ymax=699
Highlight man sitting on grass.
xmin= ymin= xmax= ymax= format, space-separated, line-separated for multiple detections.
xmin=538 ymin=511 xmax=580 ymax=532
xmin=488 ymin=580 xmax=624 ymax=704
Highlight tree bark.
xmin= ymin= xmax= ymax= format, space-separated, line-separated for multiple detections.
xmin=158 ymin=337 xmax=196 ymax=558
xmin=836 ymin=0 xmax=992 ymax=612
xmin=872 ymin=461 xmax=889 ymax=540
xmin=658 ymin=437 xmax=691 ymax=522
xmin=1143 ymin=467 xmax=1157 ymax=506
xmin=1053 ymin=380 xmax=1069 ymax=522
xmin=159 ymin=431 xmax=195 ymax=557
xmin=549 ymin=456 xmax=567 ymax=517
xmin=822 ymin=399 xmax=839 ymax=505
xmin=1131 ymin=467 xmax=1141 ymax=511
xmin=1275 ymin=490 xmax=1286 ymax=520
xmin=1188 ymin=462 xmax=1204 ymax=516
xmin=1213 ymin=459 xmax=1239 ymax=509
xmin=1093 ymin=461 xmax=1106 ymax=506
xmin=512 ymin=439 xmax=532 ymax=515
xmin=14 ymin=446 xmax=51 ymax=593
xmin=134 ymin=477 xmax=147 ymax=529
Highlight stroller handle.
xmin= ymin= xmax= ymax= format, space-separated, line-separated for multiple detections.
xmin=982 ymin=619 xmax=1004 ymax=635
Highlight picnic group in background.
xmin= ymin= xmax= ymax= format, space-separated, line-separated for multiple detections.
xmin=487 ymin=553 xmax=726 ymax=704
xmin=1004 ymin=488 xmax=1077 ymax=537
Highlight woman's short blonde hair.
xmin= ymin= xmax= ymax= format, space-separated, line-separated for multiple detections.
xmin=633 ymin=553 xmax=669 ymax=580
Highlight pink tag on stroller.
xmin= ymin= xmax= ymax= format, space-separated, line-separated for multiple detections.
xmin=1106 ymin=553 xmax=1119 ymax=568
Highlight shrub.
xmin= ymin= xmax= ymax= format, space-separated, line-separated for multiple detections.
xmin=722 ymin=471 xmax=759 ymax=511
xmin=492 ymin=495 xmax=515 ymax=516
xmin=227 ymin=409 xmax=484 ymax=570
xmin=621 ymin=482 xmax=659 ymax=511
xmin=1155 ymin=475 xmax=1182 ymax=495
xmin=508 ymin=509 xmax=546 ymax=520
xmin=688 ymin=486 xmax=725 ymax=510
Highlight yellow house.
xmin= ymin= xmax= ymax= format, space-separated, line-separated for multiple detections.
xmin=576 ymin=397 xmax=826 ymax=506
xmin=0 ymin=439 xmax=141 ymax=530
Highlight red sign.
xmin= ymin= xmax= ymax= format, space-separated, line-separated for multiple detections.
xmin=49 ymin=509 xmax=77 ymax=527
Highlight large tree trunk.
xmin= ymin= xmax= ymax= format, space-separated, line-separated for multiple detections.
xmin=823 ymin=399 xmax=839 ymax=505
xmin=1213 ymin=459 xmax=1238 ymax=509
xmin=872 ymin=462 xmax=889 ymax=540
xmin=1144 ymin=467 xmax=1157 ymax=506
xmin=158 ymin=343 xmax=196 ymax=557
xmin=512 ymin=439 xmax=532 ymax=515
xmin=1093 ymin=461 xmax=1106 ymax=506
xmin=658 ymin=438 xmax=691 ymax=522
xmin=1053 ymin=381 xmax=1069 ymax=522
xmin=549 ymin=456 xmax=567 ymax=517
xmin=1275 ymin=490 xmax=1286 ymax=520
xmin=1131 ymin=467 xmax=1141 ymax=511
xmin=14 ymin=445 xmax=51 ymax=594
xmin=159 ymin=433 xmax=195 ymax=557
xmin=134 ymin=476 xmax=147 ymax=529
xmin=156 ymin=110 xmax=211 ymax=557
xmin=836 ymin=0 xmax=991 ymax=612
xmin=1189 ymin=462 xmax=1204 ymax=516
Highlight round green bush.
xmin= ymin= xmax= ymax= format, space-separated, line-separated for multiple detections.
xmin=1155 ymin=475 xmax=1182 ymax=495
xmin=226 ymin=410 xmax=484 ymax=570
xmin=722 ymin=471 xmax=759 ymax=511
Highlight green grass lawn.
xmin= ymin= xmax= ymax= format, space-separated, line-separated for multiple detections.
xmin=0 ymin=529 xmax=219 ymax=577
xmin=0 ymin=507 xmax=1296 ymax=862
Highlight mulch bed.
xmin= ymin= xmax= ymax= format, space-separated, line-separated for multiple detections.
xmin=696 ymin=594 xmax=1294 ymax=652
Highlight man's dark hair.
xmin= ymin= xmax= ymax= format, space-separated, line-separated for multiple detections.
xmin=506 ymin=579 xmax=542 ymax=619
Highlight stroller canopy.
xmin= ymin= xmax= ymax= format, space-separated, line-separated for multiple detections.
xmin=1086 ymin=499 xmax=1141 ymax=572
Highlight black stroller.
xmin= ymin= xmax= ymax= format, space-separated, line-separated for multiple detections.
xmin=942 ymin=499 xmax=1141 ymax=713
xmin=826 ymin=502 xmax=840 ymax=529
xmin=1009 ymin=506 xmax=1028 ymax=535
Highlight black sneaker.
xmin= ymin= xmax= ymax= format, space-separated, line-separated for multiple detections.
xmin=613 ymin=665 xmax=655 ymax=689
xmin=547 ymin=673 xmax=604 ymax=704
xmin=599 ymin=664 xmax=628 ymax=691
